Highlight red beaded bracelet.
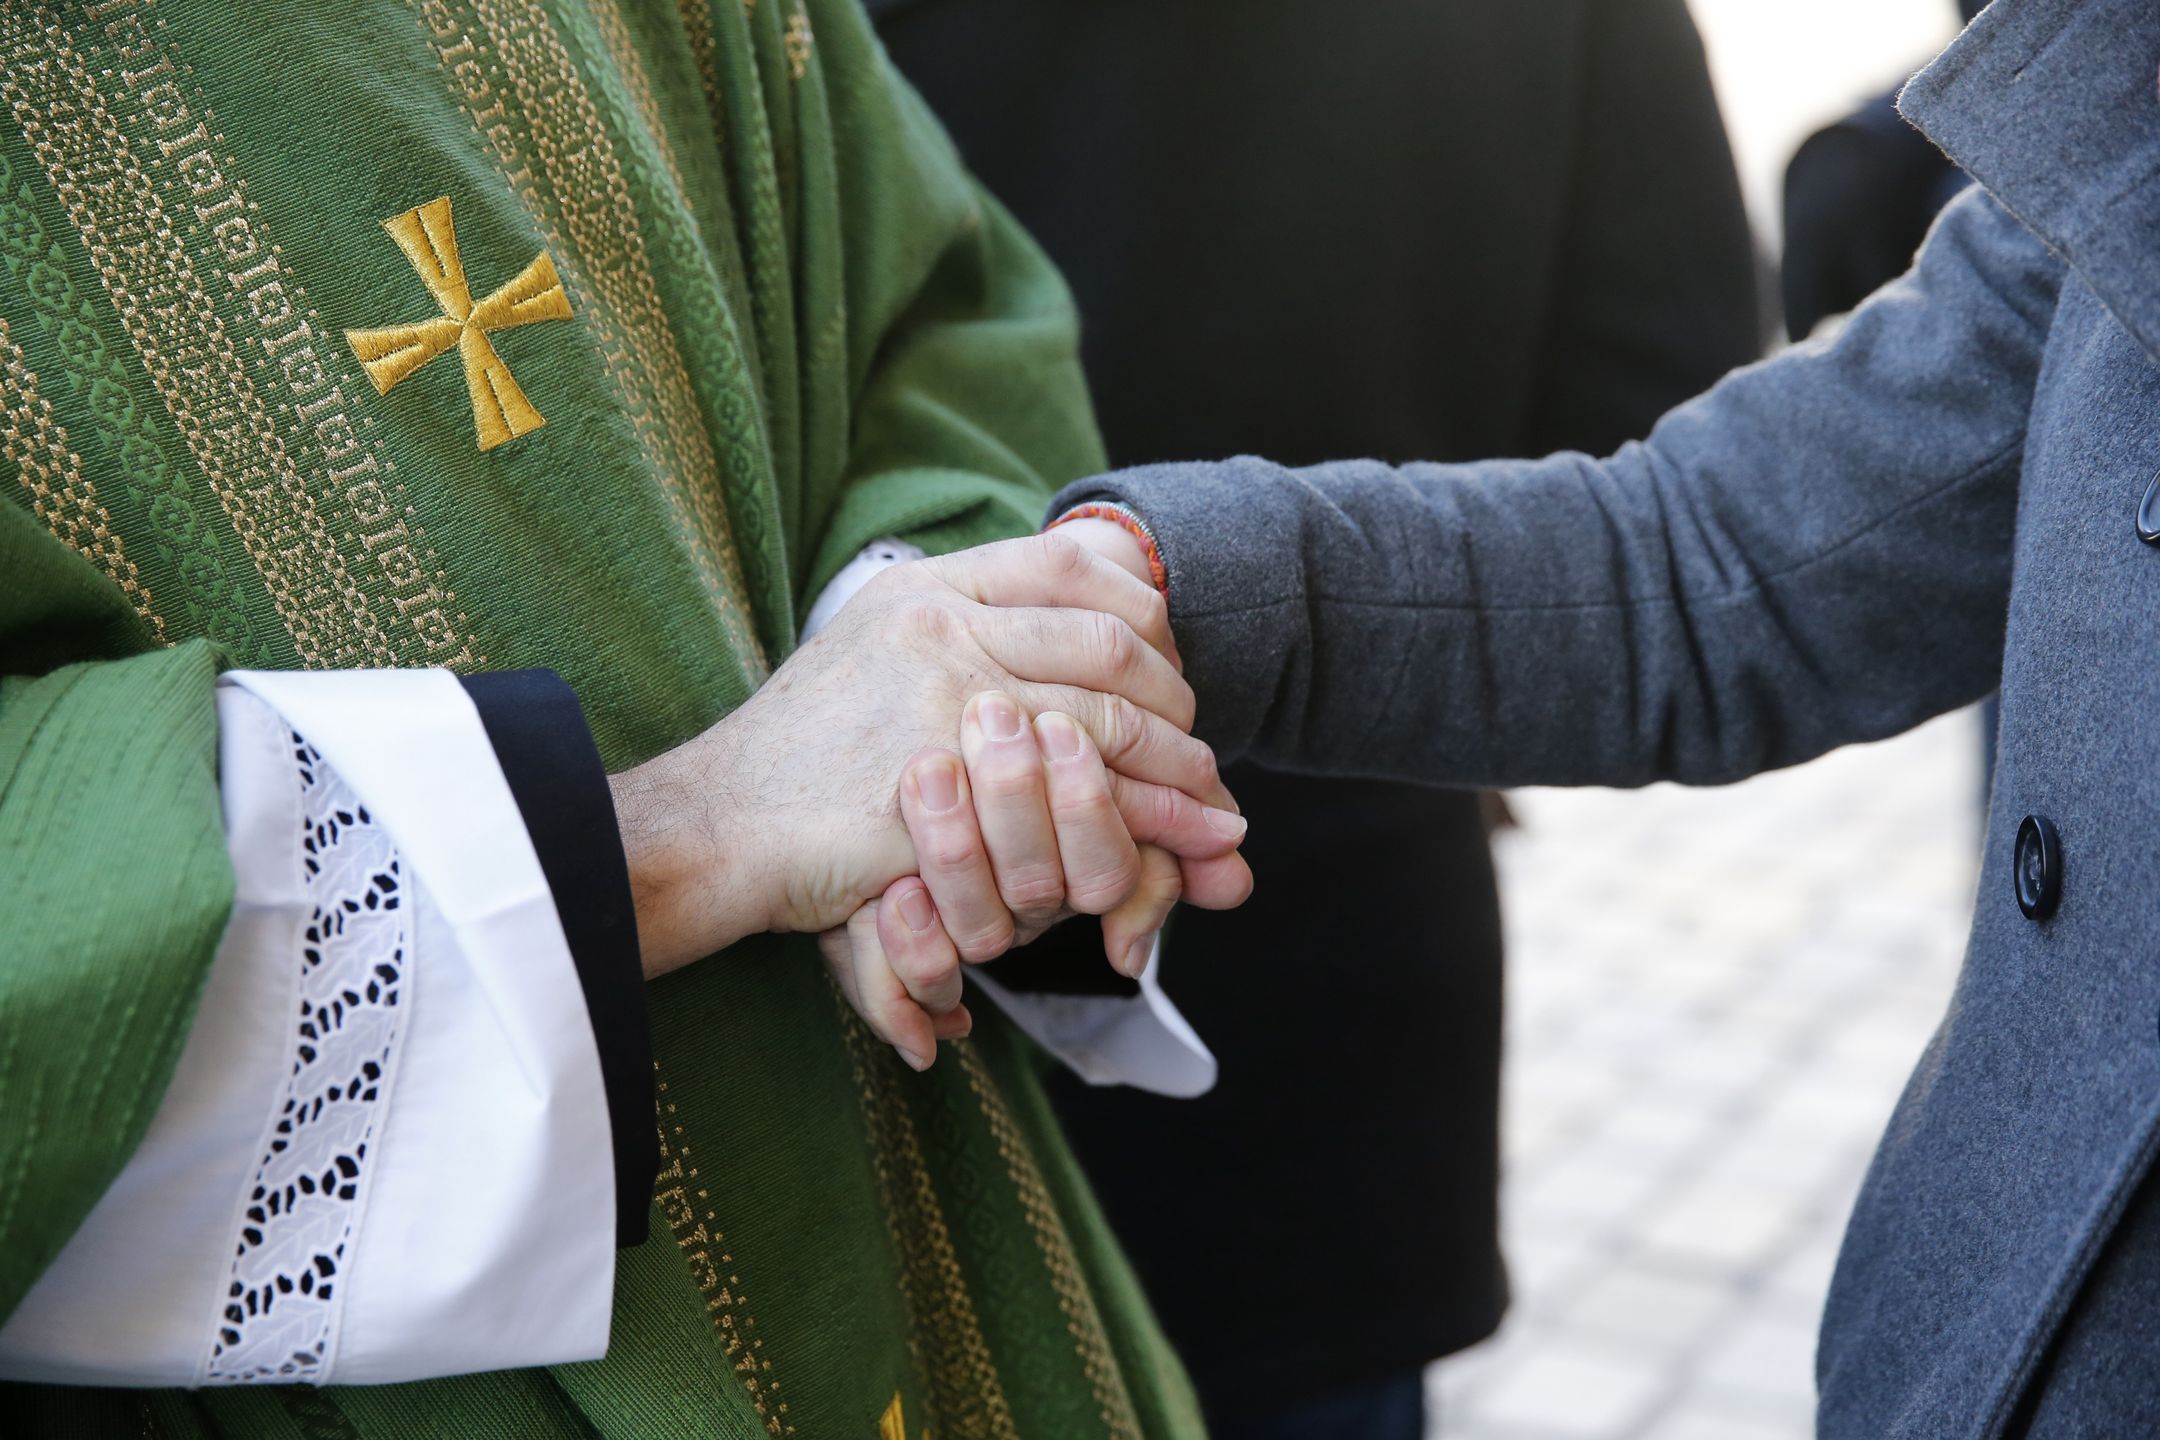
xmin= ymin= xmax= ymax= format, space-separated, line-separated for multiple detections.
xmin=1047 ymin=503 xmax=1170 ymax=597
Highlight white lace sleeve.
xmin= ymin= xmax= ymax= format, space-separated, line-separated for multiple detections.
xmin=206 ymin=732 xmax=411 ymax=1383
xmin=0 ymin=670 xmax=616 ymax=1388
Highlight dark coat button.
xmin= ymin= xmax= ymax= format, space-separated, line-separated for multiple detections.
xmin=2138 ymin=471 xmax=2160 ymax=543
xmin=2014 ymin=814 xmax=2063 ymax=919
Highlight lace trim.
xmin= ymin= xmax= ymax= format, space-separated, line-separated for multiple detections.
xmin=204 ymin=733 xmax=408 ymax=1384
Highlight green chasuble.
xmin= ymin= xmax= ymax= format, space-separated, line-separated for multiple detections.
xmin=0 ymin=2 xmax=1204 ymax=1436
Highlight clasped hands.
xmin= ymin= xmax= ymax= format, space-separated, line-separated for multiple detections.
xmin=609 ymin=524 xmax=1251 ymax=1068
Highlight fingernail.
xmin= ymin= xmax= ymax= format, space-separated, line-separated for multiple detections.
xmin=979 ymin=694 xmax=1025 ymax=741
xmin=1121 ymin=933 xmax=1155 ymax=978
xmin=915 ymin=757 xmax=961 ymax=813
xmin=897 ymin=1045 xmax=932 ymax=1072
xmin=898 ymin=886 xmax=937 ymax=934
xmin=1036 ymin=712 xmax=1085 ymax=761
xmin=1204 ymin=808 xmax=1248 ymax=841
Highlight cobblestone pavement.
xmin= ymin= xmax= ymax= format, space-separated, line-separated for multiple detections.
xmin=1427 ymin=710 xmax=1982 ymax=1438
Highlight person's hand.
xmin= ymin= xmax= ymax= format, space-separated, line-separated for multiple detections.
xmin=608 ymin=533 xmax=1238 ymax=978
xmin=820 ymin=695 xmax=1253 ymax=1069
xmin=1050 ymin=515 xmax=1155 ymax=591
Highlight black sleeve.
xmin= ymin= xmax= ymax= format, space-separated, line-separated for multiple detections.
xmin=976 ymin=917 xmax=1140 ymax=1000
xmin=460 ymin=670 xmax=654 ymax=1248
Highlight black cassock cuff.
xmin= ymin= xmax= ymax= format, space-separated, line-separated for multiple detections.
xmin=976 ymin=917 xmax=1142 ymax=999
xmin=460 ymin=670 xmax=655 ymax=1248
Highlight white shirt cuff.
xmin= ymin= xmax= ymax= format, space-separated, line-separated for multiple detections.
xmin=970 ymin=938 xmax=1218 ymax=1098
xmin=0 ymin=670 xmax=615 ymax=1387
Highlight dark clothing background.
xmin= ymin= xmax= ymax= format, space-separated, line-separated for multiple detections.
xmin=877 ymin=0 xmax=1758 ymax=1419
xmin=1781 ymin=0 xmax=1987 ymax=339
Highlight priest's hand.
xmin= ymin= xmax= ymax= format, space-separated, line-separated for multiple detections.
xmin=607 ymin=533 xmax=1243 ymax=981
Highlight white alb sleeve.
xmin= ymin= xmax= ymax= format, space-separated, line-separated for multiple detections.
xmin=0 ymin=669 xmax=616 ymax=1388
xmin=805 ymin=540 xmax=1218 ymax=1100
xmin=800 ymin=536 xmax=928 ymax=640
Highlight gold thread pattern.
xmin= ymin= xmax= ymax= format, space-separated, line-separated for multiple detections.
xmin=0 ymin=314 xmax=166 ymax=641
xmin=406 ymin=0 xmax=769 ymax=679
xmin=470 ymin=0 xmax=762 ymax=594
xmin=958 ymin=1046 xmax=1144 ymax=1440
xmin=0 ymin=138 xmax=272 ymax=662
xmin=654 ymin=1066 xmax=794 ymax=1437
xmin=587 ymin=0 xmax=695 ymax=206
xmin=346 ymin=195 xmax=575 ymax=452
xmin=676 ymin=0 xmax=727 ymax=139
xmin=0 ymin=7 xmax=389 ymax=670
xmin=838 ymin=1000 xmax=1020 ymax=1440
xmin=677 ymin=0 xmax=800 ymax=519
xmin=76 ymin=2 xmax=486 ymax=670
xmin=782 ymin=10 xmax=812 ymax=81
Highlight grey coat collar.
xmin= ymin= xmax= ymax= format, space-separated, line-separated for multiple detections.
xmin=1902 ymin=0 xmax=2160 ymax=360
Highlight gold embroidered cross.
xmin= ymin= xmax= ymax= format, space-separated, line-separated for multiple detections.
xmin=878 ymin=1392 xmax=929 ymax=1440
xmin=345 ymin=195 xmax=573 ymax=452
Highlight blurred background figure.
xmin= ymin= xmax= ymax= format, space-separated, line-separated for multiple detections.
xmin=874 ymin=3 xmax=1759 ymax=1437
xmin=1780 ymin=0 xmax=1988 ymax=341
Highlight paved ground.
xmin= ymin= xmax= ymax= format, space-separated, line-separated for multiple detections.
xmin=1417 ymin=13 xmax=1975 ymax=1434
xmin=1426 ymin=710 xmax=1983 ymax=1438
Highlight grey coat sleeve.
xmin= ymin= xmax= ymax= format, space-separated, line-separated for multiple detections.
xmin=1053 ymin=189 xmax=2064 ymax=789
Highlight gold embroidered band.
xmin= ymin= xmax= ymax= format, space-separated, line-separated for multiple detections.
xmin=0 ymin=315 xmax=166 ymax=642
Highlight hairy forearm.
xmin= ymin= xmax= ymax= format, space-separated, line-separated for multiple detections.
xmin=609 ymin=720 xmax=766 ymax=980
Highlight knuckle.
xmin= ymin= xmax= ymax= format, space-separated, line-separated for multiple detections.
xmin=1155 ymin=726 xmax=1216 ymax=790
xmin=1092 ymin=611 xmax=1139 ymax=677
xmin=1138 ymin=846 xmax=1185 ymax=899
xmin=1140 ymin=783 xmax=1186 ymax=835
xmin=1192 ymin=740 xmax=1221 ymax=791
xmin=1098 ymin=694 xmax=1142 ymax=760
xmin=901 ymin=597 xmax=964 ymax=647
xmin=1163 ymin=674 xmax=1197 ymax=731
xmin=924 ymin=830 xmax=984 ymax=872
xmin=1067 ymin=854 xmax=1142 ymax=915
xmin=1036 ymin=529 xmax=1088 ymax=578
xmin=895 ymin=947 xmax=957 ymax=992
xmin=954 ymin=916 xmax=1017 ymax=964
xmin=1051 ymin=781 xmax=1120 ymax=831
xmin=1137 ymin=588 xmax=1170 ymax=640
xmin=975 ymin=763 xmax=1043 ymax=803
xmin=998 ymin=866 xmax=1067 ymax=917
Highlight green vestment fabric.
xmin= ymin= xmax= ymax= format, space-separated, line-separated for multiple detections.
xmin=0 ymin=2 xmax=1203 ymax=1436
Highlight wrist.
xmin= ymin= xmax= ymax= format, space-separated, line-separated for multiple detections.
xmin=609 ymin=717 xmax=767 ymax=978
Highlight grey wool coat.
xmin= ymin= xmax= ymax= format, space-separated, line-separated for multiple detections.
xmin=1055 ymin=0 xmax=2160 ymax=1435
